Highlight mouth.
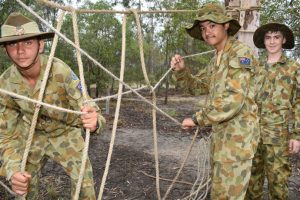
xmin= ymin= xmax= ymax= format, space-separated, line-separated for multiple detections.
xmin=205 ymin=36 xmax=214 ymax=40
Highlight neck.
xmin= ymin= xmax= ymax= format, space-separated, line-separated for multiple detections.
xmin=215 ymin=35 xmax=228 ymax=52
xmin=267 ymin=50 xmax=283 ymax=63
xmin=19 ymin=60 xmax=41 ymax=88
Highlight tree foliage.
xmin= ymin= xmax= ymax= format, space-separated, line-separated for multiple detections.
xmin=1 ymin=0 xmax=298 ymax=96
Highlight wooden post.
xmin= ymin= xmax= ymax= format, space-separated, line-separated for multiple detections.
xmin=225 ymin=0 xmax=260 ymax=55
xmin=105 ymin=87 xmax=110 ymax=115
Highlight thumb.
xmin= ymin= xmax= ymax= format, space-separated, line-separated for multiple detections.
xmin=22 ymin=172 xmax=32 ymax=180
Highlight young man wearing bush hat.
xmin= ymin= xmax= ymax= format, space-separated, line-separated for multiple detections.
xmin=0 ymin=12 xmax=105 ymax=199
xmin=246 ymin=22 xmax=300 ymax=200
xmin=170 ymin=2 xmax=260 ymax=199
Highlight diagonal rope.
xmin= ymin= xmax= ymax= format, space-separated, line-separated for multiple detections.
xmin=162 ymin=128 xmax=199 ymax=200
xmin=97 ymin=14 xmax=127 ymax=200
xmin=19 ymin=10 xmax=65 ymax=200
xmin=70 ymin=9 xmax=91 ymax=200
xmin=18 ymin=0 xmax=181 ymax=126
xmin=0 ymin=88 xmax=85 ymax=115
xmin=152 ymin=50 xmax=215 ymax=92
xmin=130 ymin=9 xmax=162 ymax=200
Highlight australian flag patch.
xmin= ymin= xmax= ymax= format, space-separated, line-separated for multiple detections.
xmin=239 ymin=57 xmax=251 ymax=65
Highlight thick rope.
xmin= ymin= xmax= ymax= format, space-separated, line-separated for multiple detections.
xmin=38 ymin=0 xmax=198 ymax=14
xmin=0 ymin=88 xmax=85 ymax=115
xmin=130 ymin=9 xmax=162 ymax=200
xmin=70 ymin=9 xmax=91 ymax=200
xmin=18 ymin=0 xmax=181 ymax=126
xmin=97 ymin=14 xmax=127 ymax=200
xmin=18 ymin=11 xmax=65 ymax=200
xmin=152 ymin=50 xmax=215 ymax=92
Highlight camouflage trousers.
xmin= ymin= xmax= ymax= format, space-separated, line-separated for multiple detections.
xmin=20 ymin=130 xmax=96 ymax=200
xmin=211 ymin=159 xmax=252 ymax=200
xmin=245 ymin=140 xmax=291 ymax=200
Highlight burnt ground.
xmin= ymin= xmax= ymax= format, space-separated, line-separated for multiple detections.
xmin=0 ymin=90 xmax=300 ymax=199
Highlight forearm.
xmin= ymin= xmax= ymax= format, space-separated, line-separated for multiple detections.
xmin=173 ymin=68 xmax=209 ymax=95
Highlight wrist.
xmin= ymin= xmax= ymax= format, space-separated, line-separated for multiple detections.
xmin=91 ymin=121 xmax=99 ymax=133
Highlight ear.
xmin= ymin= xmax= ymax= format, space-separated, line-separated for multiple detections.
xmin=224 ymin=23 xmax=230 ymax=31
xmin=38 ymin=40 xmax=45 ymax=53
xmin=282 ymin=37 xmax=286 ymax=45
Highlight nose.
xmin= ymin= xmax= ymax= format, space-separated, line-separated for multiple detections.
xmin=16 ymin=42 xmax=25 ymax=54
xmin=202 ymin=27 xmax=212 ymax=37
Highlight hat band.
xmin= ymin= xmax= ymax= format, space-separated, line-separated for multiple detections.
xmin=1 ymin=22 xmax=41 ymax=37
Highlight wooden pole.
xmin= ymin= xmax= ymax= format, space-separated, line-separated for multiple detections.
xmin=225 ymin=0 xmax=260 ymax=55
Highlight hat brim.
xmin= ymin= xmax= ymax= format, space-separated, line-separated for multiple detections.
xmin=0 ymin=32 xmax=54 ymax=45
xmin=185 ymin=15 xmax=241 ymax=40
xmin=253 ymin=23 xmax=294 ymax=49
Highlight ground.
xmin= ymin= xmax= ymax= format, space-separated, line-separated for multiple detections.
xmin=0 ymin=91 xmax=300 ymax=199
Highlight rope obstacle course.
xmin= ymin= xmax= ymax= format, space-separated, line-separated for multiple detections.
xmin=1 ymin=0 xmax=214 ymax=199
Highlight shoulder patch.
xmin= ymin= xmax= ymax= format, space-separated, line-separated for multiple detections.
xmin=239 ymin=57 xmax=251 ymax=65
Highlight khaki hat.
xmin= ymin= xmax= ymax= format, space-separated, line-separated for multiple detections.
xmin=0 ymin=12 xmax=54 ymax=45
xmin=253 ymin=22 xmax=294 ymax=49
xmin=186 ymin=3 xmax=241 ymax=40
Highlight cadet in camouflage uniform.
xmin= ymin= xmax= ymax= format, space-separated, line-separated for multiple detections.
xmin=245 ymin=23 xmax=300 ymax=200
xmin=170 ymin=3 xmax=259 ymax=199
xmin=0 ymin=13 xmax=105 ymax=199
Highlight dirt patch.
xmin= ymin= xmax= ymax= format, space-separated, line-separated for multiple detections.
xmin=0 ymin=92 xmax=300 ymax=199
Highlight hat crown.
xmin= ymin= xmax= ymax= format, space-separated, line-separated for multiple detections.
xmin=4 ymin=12 xmax=32 ymax=27
xmin=198 ymin=3 xmax=225 ymax=17
xmin=1 ymin=13 xmax=41 ymax=38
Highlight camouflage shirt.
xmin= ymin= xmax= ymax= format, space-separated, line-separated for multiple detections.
xmin=257 ymin=54 xmax=300 ymax=144
xmin=174 ymin=37 xmax=260 ymax=162
xmin=0 ymin=54 xmax=105 ymax=179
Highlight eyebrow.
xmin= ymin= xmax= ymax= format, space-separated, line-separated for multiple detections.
xmin=199 ymin=21 xmax=213 ymax=27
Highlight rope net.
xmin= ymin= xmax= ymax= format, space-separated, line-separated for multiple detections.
xmin=1 ymin=0 xmax=214 ymax=199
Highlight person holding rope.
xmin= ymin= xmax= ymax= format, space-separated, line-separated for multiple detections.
xmin=0 ymin=13 xmax=105 ymax=199
xmin=170 ymin=3 xmax=260 ymax=199
xmin=245 ymin=23 xmax=300 ymax=200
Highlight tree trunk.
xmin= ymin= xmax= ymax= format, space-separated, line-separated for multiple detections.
xmin=225 ymin=0 xmax=261 ymax=55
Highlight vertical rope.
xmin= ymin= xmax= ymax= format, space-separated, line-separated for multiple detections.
xmin=130 ymin=9 xmax=161 ymax=200
xmin=97 ymin=14 xmax=127 ymax=200
xmin=70 ymin=9 xmax=91 ymax=200
xmin=18 ymin=11 xmax=65 ymax=199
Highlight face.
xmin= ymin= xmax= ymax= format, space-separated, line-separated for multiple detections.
xmin=5 ymin=38 xmax=44 ymax=69
xmin=199 ymin=21 xmax=229 ymax=50
xmin=264 ymin=31 xmax=286 ymax=55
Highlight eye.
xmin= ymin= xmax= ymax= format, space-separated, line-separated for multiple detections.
xmin=199 ymin=26 xmax=205 ymax=31
xmin=24 ymin=40 xmax=33 ymax=46
xmin=7 ymin=42 xmax=17 ymax=47
xmin=209 ymin=24 xmax=215 ymax=29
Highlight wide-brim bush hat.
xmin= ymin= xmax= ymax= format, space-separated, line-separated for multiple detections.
xmin=0 ymin=12 xmax=54 ymax=45
xmin=186 ymin=3 xmax=241 ymax=40
xmin=253 ymin=22 xmax=294 ymax=49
